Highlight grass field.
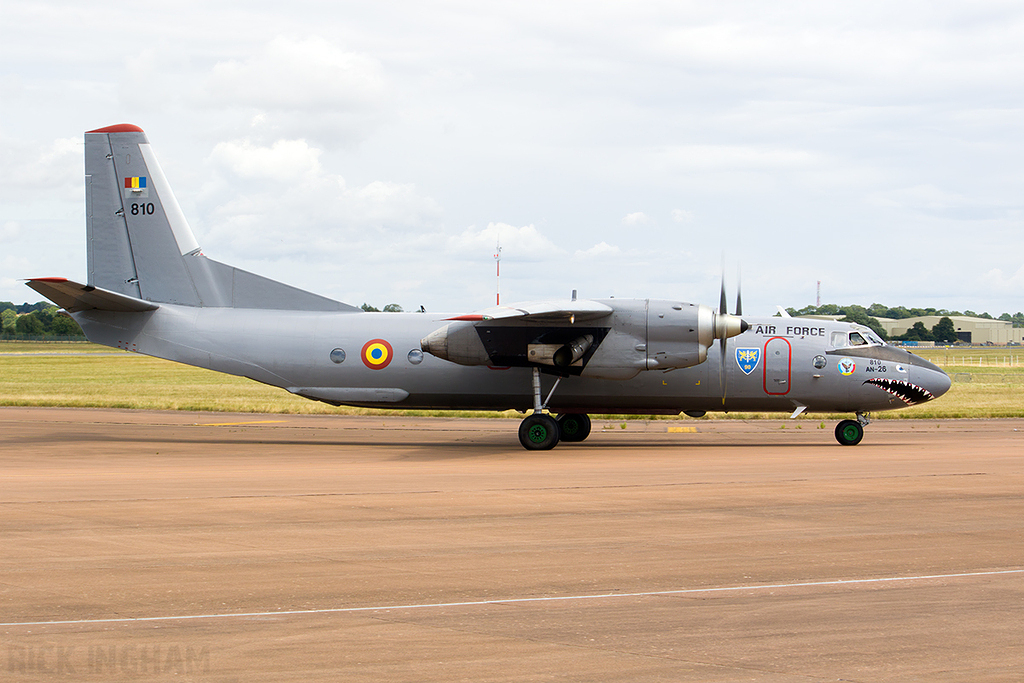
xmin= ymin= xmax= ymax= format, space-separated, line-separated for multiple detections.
xmin=1 ymin=341 xmax=1021 ymax=419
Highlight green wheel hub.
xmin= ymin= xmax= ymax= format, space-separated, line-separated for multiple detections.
xmin=528 ymin=424 xmax=549 ymax=443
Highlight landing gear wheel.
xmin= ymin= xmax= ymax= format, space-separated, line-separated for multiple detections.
xmin=835 ymin=419 xmax=864 ymax=446
xmin=556 ymin=413 xmax=592 ymax=442
xmin=519 ymin=413 xmax=561 ymax=450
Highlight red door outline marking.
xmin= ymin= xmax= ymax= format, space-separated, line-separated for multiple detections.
xmin=763 ymin=336 xmax=792 ymax=395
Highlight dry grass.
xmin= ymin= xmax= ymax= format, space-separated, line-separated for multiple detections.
xmin=0 ymin=343 xmax=516 ymax=417
xmin=2 ymin=341 xmax=1021 ymax=418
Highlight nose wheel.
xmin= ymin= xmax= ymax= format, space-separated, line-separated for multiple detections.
xmin=835 ymin=413 xmax=869 ymax=446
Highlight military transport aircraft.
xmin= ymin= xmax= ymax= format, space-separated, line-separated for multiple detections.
xmin=27 ymin=125 xmax=951 ymax=450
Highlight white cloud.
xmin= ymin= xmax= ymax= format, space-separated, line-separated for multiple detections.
xmin=208 ymin=139 xmax=322 ymax=182
xmin=1 ymin=221 xmax=21 ymax=240
xmin=572 ymin=241 xmax=621 ymax=260
xmin=655 ymin=145 xmax=819 ymax=172
xmin=193 ymin=136 xmax=443 ymax=274
xmin=622 ymin=212 xmax=649 ymax=226
xmin=198 ymin=36 xmax=386 ymax=111
xmin=446 ymin=223 xmax=562 ymax=262
xmin=980 ymin=263 xmax=1024 ymax=294
xmin=866 ymin=184 xmax=969 ymax=210
xmin=671 ymin=209 xmax=694 ymax=223
xmin=0 ymin=136 xmax=80 ymax=198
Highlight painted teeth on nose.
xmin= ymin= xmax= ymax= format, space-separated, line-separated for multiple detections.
xmin=863 ymin=377 xmax=934 ymax=405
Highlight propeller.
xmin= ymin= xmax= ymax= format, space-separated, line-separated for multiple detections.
xmin=719 ymin=271 xmax=728 ymax=405
xmin=717 ymin=260 xmax=747 ymax=407
xmin=735 ymin=265 xmax=742 ymax=316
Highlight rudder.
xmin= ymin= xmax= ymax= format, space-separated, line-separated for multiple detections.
xmin=87 ymin=124 xmax=202 ymax=304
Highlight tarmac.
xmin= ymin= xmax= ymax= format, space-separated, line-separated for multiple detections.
xmin=1 ymin=407 xmax=1022 ymax=682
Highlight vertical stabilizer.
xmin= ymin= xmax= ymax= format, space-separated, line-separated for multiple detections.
xmin=83 ymin=125 xmax=356 ymax=311
xmin=87 ymin=124 xmax=201 ymax=305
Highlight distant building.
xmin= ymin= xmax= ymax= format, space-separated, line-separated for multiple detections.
xmin=880 ymin=316 xmax=1023 ymax=345
xmin=794 ymin=314 xmax=1023 ymax=345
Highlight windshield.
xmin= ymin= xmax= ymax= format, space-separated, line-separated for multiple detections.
xmin=831 ymin=328 xmax=885 ymax=348
xmin=863 ymin=330 xmax=885 ymax=345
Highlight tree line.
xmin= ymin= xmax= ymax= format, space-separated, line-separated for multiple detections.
xmin=1 ymin=302 xmax=85 ymax=338
xmin=787 ymin=303 xmax=1024 ymax=325
xmin=784 ymin=303 xmax=1024 ymax=343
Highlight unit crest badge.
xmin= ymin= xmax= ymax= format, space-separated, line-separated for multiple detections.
xmin=735 ymin=347 xmax=761 ymax=375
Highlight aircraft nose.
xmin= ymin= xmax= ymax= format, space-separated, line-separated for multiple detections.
xmin=913 ymin=365 xmax=952 ymax=403
xmin=929 ymin=367 xmax=952 ymax=399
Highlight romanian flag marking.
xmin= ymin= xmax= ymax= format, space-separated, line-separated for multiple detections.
xmin=124 ymin=177 xmax=147 ymax=189
xmin=361 ymin=339 xmax=394 ymax=369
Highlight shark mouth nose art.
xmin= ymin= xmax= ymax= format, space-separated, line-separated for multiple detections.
xmin=863 ymin=377 xmax=935 ymax=405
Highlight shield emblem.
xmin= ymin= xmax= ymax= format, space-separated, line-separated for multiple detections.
xmin=735 ymin=347 xmax=761 ymax=375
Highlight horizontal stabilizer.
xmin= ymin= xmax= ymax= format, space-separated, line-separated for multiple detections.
xmin=26 ymin=278 xmax=160 ymax=313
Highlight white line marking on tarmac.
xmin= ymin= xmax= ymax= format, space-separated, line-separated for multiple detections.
xmin=3 ymin=569 xmax=1020 ymax=628
xmin=195 ymin=420 xmax=286 ymax=426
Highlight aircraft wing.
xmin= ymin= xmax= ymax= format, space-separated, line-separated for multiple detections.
xmin=446 ymin=299 xmax=614 ymax=323
xmin=423 ymin=299 xmax=617 ymax=374
xmin=26 ymin=278 xmax=160 ymax=313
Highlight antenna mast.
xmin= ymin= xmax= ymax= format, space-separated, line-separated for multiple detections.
xmin=816 ymin=280 xmax=821 ymax=307
xmin=494 ymin=239 xmax=502 ymax=306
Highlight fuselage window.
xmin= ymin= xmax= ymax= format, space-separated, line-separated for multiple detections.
xmin=830 ymin=331 xmax=848 ymax=348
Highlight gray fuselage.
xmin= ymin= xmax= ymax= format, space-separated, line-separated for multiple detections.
xmin=74 ymin=303 xmax=951 ymax=415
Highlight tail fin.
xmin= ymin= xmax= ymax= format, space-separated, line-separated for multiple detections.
xmin=85 ymin=124 xmax=357 ymax=311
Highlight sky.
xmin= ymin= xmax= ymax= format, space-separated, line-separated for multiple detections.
xmin=2 ymin=1 xmax=1023 ymax=317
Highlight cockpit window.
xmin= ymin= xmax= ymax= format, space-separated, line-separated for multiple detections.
xmin=849 ymin=332 xmax=868 ymax=346
xmin=831 ymin=331 xmax=848 ymax=348
xmin=864 ymin=330 xmax=885 ymax=346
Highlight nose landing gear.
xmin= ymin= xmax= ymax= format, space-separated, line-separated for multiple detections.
xmin=835 ymin=412 xmax=870 ymax=446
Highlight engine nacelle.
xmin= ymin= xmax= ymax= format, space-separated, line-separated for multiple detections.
xmin=420 ymin=322 xmax=491 ymax=365
xmin=420 ymin=299 xmax=747 ymax=377
xmin=645 ymin=301 xmax=746 ymax=370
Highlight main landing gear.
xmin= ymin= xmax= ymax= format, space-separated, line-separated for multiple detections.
xmin=835 ymin=412 xmax=870 ymax=446
xmin=518 ymin=412 xmax=593 ymax=450
xmin=518 ymin=368 xmax=592 ymax=450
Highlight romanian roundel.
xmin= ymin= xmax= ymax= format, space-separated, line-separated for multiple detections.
xmin=361 ymin=339 xmax=394 ymax=369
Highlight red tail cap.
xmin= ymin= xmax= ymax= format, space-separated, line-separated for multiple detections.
xmin=86 ymin=124 xmax=145 ymax=133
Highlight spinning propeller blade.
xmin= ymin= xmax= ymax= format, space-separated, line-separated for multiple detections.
xmin=735 ymin=266 xmax=742 ymax=316
xmin=719 ymin=268 xmax=728 ymax=404
xmin=717 ymin=262 xmax=746 ymax=407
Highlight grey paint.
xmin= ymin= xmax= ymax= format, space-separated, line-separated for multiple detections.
xmin=32 ymin=126 xmax=952 ymax=436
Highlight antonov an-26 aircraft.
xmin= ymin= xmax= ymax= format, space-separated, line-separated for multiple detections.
xmin=28 ymin=125 xmax=951 ymax=449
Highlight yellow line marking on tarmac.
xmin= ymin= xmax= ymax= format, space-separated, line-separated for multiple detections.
xmin=196 ymin=420 xmax=286 ymax=427
xmin=667 ymin=426 xmax=698 ymax=433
